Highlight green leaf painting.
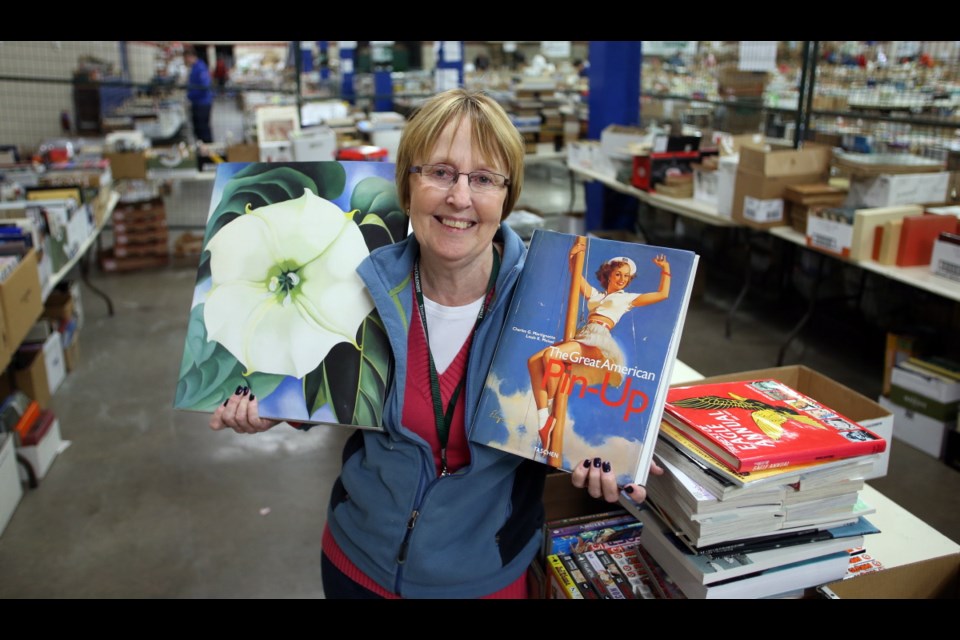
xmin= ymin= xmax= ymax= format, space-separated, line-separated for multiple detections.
xmin=174 ymin=161 xmax=406 ymax=429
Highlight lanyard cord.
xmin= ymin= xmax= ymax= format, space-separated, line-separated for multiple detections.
xmin=413 ymin=246 xmax=501 ymax=476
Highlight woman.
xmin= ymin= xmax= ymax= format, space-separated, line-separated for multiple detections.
xmin=528 ymin=236 xmax=671 ymax=454
xmin=210 ymin=88 xmax=657 ymax=598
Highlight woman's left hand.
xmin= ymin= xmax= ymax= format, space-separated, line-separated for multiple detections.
xmin=570 ymin=458 xmax=664 ymax=504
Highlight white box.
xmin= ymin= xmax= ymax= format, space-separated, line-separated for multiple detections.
xmin=930 ymin=235 xmax=960 ymax=283
xmin=42 ymin=331 xmax=66 ymax=396
xmin=0 ymin=433 xmax=22 ymax=536
xmin=258 ymin=142 xmax=294 ymax=163
xmin=846 ymin=172 xmax=951 ymax=209
xmin=692 ymin=168 xmax=718 ymax=207
xmin=291 ymin=126 xmax=337 ymax=162
xmin=714 ymin=155 xmax=738 ymax=218
xmin=859 ymin=411 xmax=893 ymax=480
xmin=371 ymin=129 xmax=404 ymax=162
xmin=566 ymin=140 xmax=616 ymax=180
xmin=17 ymin=416 xmax=62 ymax=482
xmin=806 ymin=215 xmax=853 ymax=257
xmin=891 ymin=364 xmax=960 ymax=404
xmin=600 ymin=125 xmax=649 ymax=160
xmin=879 ymin=395 xmax=949 ymax=459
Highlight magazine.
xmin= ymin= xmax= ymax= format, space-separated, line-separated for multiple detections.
xmin=470 ymin=229 xmax=699 ymax=486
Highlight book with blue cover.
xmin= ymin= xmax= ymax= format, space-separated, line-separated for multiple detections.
xmin=172 ymin=161 xmax=407 ymax=429
xmin=470 ymin=229 xmax=699 ymax=486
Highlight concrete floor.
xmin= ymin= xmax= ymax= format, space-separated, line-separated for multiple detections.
xmin=1 ymin=166 xmax=958 ymax=599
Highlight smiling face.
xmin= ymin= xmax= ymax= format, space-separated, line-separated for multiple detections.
xmin=408 ymin=116 xmax=507 ymax=271
xmin=606 ymin=264 xmax=634 ymax=293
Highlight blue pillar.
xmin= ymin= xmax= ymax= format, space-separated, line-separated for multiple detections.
xmin=318 ymin=41 xmax=330 ymax=81
xmin=434 ymin=41 xmax=464 ymax=91
xmin=585 ymin=41 xmax=642 ymax=232
xmin=371 ymin=41 xmax=394 ymax=112
xmin=301 ymin=43 xmax=314 ymax=73
xmin=339 ymin=41 xmax=356 ymax=104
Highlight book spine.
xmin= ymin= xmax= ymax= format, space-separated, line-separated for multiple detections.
xmin=558 ymin=552 xmax=599 ymax=599
xmin=546 ymin=554 xmax=584 ymax=599
xmin=605 ymin=544 xmax=658 ymax=599
xmin=571 ymin=551 xmax=613 ymax=599
xmin=593 ymin=548 xmax=637 ymax=599
xmin=549 ymin=520 xmax=643 ymax=556
xmin=549 ymin=512 xmax=634 ymax=537
xmin=582 ymin=550 xmax=628 ymax=599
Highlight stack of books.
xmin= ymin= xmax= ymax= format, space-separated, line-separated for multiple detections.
xmin=621 ymin=377 xmax=887 ymax=599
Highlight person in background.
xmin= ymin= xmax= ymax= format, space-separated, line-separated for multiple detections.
xmin=209 ymin=88 xmax=659 ymax=599
xmin=183 ymin=45 xmax=213 ymax=143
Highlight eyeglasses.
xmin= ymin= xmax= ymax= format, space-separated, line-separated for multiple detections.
xmin=410 ymin=164 xmax=510 ymax=193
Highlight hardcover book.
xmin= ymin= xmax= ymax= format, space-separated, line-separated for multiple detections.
xmin=173 ymin=161 xmax=408 ymax=429
xmin=663 ymin=379 xmax=886 ymax=473
xmin=470 ymin=229 xmax=699 ymax=486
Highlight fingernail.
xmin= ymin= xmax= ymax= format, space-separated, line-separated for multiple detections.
xmin=222 ymin=398 xmax=230 ymax=407
xmin=602 ymin=461 xmax=611 ymax=473
xmin=624 ymin=485 xmax=635 ymax=494
xmin=242 ymin=386 xmax=250 ymax=396
xmin=248 ymin=393 xmax=255 ymax=401
xmin=593 ymin=457 xmax=601 ymax=468
xmin=235 ymin=385 xmax=243 ymax=395
xmin=582 ymin=459 xmax=591 ymax=469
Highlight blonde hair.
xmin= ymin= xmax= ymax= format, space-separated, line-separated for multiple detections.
xmin=395 ymin=88 xmax=525 ymax=219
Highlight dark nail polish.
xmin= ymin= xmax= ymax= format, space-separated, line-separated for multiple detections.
xmin=582 ymin=459 xmax=591 ymax=469
xmin=248 ymin=394 xmax=255 ymax=401
xmin=222 ymin=398 xmax=229 ymax=407
xmin=593 ymin=457 xmax=601 ymax=468
xmin=624 ymin=485 xmax=635 ymax=494
xmin=235 ymin=385 xmax=243 ymax=395
xmin=242 ymin=386 xmax=250 ymax=396
xmin=602 ymin=461 xmax=611 ymax=473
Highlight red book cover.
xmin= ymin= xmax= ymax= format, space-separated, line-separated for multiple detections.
xmin=663 ymin=379 xmax=886 ymax=473
xmin=896 ymin=213 xmax=959 ymax=267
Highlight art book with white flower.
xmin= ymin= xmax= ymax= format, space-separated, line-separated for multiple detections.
xmin=470 ymin=229 xmax=699 ymax=487
xmin=173 ymin=161 xmax=408 ymax=429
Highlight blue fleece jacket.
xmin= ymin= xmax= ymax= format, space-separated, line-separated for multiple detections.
xmin=325 ymin=223 xmax=547 ymax=598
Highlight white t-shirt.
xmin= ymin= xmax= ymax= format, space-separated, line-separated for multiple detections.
xmin=586 ymin=285 xmax=642 ymax=324
xmin=423 ymin=296 xmax=484 ymax=373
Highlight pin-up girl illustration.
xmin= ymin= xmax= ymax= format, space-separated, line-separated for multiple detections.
xmin=527 ymin=235 xmax=672 ymax=464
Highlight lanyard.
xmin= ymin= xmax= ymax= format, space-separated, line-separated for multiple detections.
xmin=413 ymin=246 xmax=500 ymax=476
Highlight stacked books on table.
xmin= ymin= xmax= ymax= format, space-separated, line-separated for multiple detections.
xmin=620 ymin=377 xmax=887 ymax=599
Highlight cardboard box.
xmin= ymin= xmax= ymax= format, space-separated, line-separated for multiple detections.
xmin=681 ymin=365 xmax=894 ymax=480
xmin=0 ymin=249 xmax=43 ymax=351
xmin=846 ymin=172 xmax=951 ymax=209
xmin=227 ymin=143 xmax=260 ymax=163
xmin=823 ymin=553 xmax=959 ymax=599
xmin=13 ymin=343 xmax=50 ymax=408
xmin=879 ymin=395 xmax=950 ymax=460
xmin=732 ymin=144 xmax=832 ymax=228
xmin=0 ymin=433 xmax=22 ymax=536
xmin=17 ymin=415 xmax=62 ymax=482
xmin=103 ymin=151 xmax=147 ymax=180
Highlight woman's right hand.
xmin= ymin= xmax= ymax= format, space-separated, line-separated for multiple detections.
xmin=209 ymin=385 xmax=280 ymax=434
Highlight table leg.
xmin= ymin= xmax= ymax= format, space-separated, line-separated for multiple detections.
xmin=777 ymin=250 xmax=826 ymax=366
xmin=79 ymin=234 xmax=114 ymax=316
